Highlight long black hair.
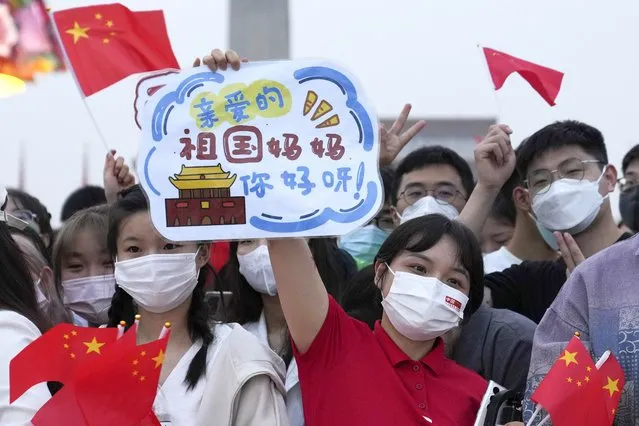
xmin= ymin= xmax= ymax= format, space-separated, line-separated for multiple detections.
xmin=106 ymin=186 xmax=215 ymax=390
xmin=375 ymin=214 xmax=484 ymax=322
xmin=0 ymin=218 xmax=50 ymax=332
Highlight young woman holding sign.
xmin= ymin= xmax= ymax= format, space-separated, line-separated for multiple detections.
xmin=107 ymin=185 xmax=288 ymax=425
xmin=216 ymin=50 xmax=517 ymax=425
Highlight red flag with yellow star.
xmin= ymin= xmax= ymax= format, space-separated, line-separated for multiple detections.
xmin=530 ymin=336 xmax=608 ymax=425
xmin=9 ymin=323 xmax=118 ymax=403
xmin=597 ymin=351 xmax=625 ymax=424
xmin=52 ymin=3 xmax=179 ymax=96
xmin=71 ymin=327 xmax=170 ymax=426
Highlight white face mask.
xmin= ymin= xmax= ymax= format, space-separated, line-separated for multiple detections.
xmin=381 ymin=267 xmax=468 ymax=342
xmin=238 ymin=245 xmax=277 ymax=296
xmin=532 ymin=167 xmax=608 ymax=234
xmin=62 ymin=274 xmax=116 ymax=324
xmin=114 ymin=251 xmax=200 ymax=313
xmin=398 ymin=196 xmax=459 ymax=224
xmin=34 ymin=278 xmax=48 ymax=310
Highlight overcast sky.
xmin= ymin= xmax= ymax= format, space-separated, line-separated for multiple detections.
xmin=1 ymin=0 xmax=638 ymax=225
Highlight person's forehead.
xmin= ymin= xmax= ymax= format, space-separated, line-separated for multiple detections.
xmin=625 ymin=159 xmax=639 ymax=176
xmin=71 ymin=229 xmax=107 ymax=253
xmin=527 ymin=145 xmax=595 ymax=173
xmin=399 ymin=164 xmax=465 ymax=189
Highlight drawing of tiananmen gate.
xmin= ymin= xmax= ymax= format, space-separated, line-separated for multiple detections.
xmin=165 ymin=164 xmax=246 ymax=227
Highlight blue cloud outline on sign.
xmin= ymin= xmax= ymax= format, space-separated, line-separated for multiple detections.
xmin=250 ymin=66 xmax=379 ymax=232
xmin=141 ymin=65 xmax=380 ymax=233
xmin=143 ymin=72 xmax=226 ymax=197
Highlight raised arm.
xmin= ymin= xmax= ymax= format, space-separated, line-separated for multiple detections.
xmin=458 ymin=124 xmax=515 ymax=237
xmin=268 ymin=239 xmax=329 ymax=354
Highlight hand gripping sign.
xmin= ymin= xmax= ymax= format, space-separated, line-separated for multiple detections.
xmin=137 ymin=60 xmax=383 ymax=241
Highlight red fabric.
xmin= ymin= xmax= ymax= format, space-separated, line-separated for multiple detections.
xmin=10 ymin=323 xmax=118 ymax=402
xmin=530 ymin=336 xmax=608 ymax=425
xmin=32 ymin=384 xmax=86 ymax=426
xmin=52 ymin=4 xmax=179 ymax=96
xmin=72 ymin=329 xmax=169 ymax=426
xmin=482 ymin=47 xmax=564 ymax=106
xmin=210 ymin=241 xmax=231 ymax=272
xmin=293 ymin=296 xmax=486 ymax=426
xmin=598 ymin=353 xmax=625 ymax=424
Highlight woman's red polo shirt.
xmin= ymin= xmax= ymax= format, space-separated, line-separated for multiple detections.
xmin=293 ymin=296 xmax=487 ymax=425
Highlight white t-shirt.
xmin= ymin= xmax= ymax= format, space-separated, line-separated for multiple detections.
xmin=0 ymin=310 xmax=50 ymax=425
xmin=482 ymin=246 xmax=523 ymax=274
xmin=244 ymin=312 xmax=304 ymax=426
xmin=153 ymin=323 xmax=233 ymax=426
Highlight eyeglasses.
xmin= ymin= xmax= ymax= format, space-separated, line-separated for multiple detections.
xmin=0 ymin=211 xmax=31 ymax=231
xmin=9 ymin=209 xmax=41 ymax=233
xmin=524 ymin=158 xmax=602 ymax=195
xmin=618 ymin=177 xmax=638 ymax=193
xmin=398 ymin=184 xmax=465 ymax=206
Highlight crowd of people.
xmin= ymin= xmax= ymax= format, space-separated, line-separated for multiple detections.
xmin=1 ymin=49 xmax=638 ymax=425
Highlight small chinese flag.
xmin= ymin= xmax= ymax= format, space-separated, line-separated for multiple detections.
xmin=482 ymin=47 xmax=564 ymax=106
xmin=31 ymin=383 xmax=87 ymax=426
xmin=52 ymin=3 xmax=179 ymax=97
xmin=71 ymin=328 xmax=170 ymax=426
xmin=530 ymin=336 xmax=608 ymax=425
xmin=10 ymin=324 xmax=118 ymax=403
xmin=598 ymin=351 xmax=626 ymax=424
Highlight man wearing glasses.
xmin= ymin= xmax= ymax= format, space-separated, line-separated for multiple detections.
xmin=390 ymin=145 xmax=474 ymax=225
xmin=520 ymin=125 xmax=639 ymax=424
xmin=486 ymin=120 xmax=629 ymax=325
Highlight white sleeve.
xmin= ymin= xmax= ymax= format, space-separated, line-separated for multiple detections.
xmin=0 ymin=311 xmax=50 ymax=425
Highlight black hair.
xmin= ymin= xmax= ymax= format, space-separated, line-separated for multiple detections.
xmin=0 ymin=219 xmax=50 ymax=332
xmin=340 ymin=265 xmax=382 ymax=329
xmin=516 ymin=120 xmax=608 ymax=178
xmin=61 ymin=186 xmax=107 ymax=222
xmin=391 ymin=146 xmax=475 ymax=205
xmin=10 ymin=225 xmax=72 ymax=325
xmin=6 ymin=189 xmax=54 ymax=248
xmin=106 ymin=185 xmax=214 ymax=390
xmin=10 ymin=225 xmax=50 ymax=265
xmin=489 ymin=192 xmax=516 ymax=226
xmin=380 ymin=166 xmax=395 ymax=205
xmin=221 ymin=237 xmax=353 ymax=366
xmin=375 ymin=214 xmax=484 ymax=321
xmin=622 ymin=144 xmax=639 ymax=174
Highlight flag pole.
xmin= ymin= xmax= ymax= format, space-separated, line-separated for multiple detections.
xmin=536 ymin=415 xmax=551 ymax=426
xmin=476 ymin=44 xmax=504 ymax=122
xmin=48 ymin=9 xmax=110 ymax=152
xmin=525 ymin=405 xmax=542 ymax=426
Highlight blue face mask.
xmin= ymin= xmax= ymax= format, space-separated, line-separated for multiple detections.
xmin=338 ymin=224 xmax=390 ymax=269
xmin=530 ymin=214 xmax=559 ymax=251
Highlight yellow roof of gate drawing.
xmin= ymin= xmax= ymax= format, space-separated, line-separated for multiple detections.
xmin=169 ymin=164 xmax=237 ymax=190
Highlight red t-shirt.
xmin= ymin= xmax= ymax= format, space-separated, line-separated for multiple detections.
xmin=294 ymin=296 xmax=487 ymax=426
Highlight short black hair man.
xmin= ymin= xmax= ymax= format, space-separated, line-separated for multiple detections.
xmin=391 ymin=146 xmax=475 ymax=225
xmin=485 ymin=120 xmax=629 ymax=323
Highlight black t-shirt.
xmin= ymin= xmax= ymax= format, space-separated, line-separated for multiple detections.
xmin=485 ymin=233 xmax=632 ymax=323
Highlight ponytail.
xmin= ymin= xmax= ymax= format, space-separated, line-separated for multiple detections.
xmin=107 ymin=265 xmax=216 ymax=390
